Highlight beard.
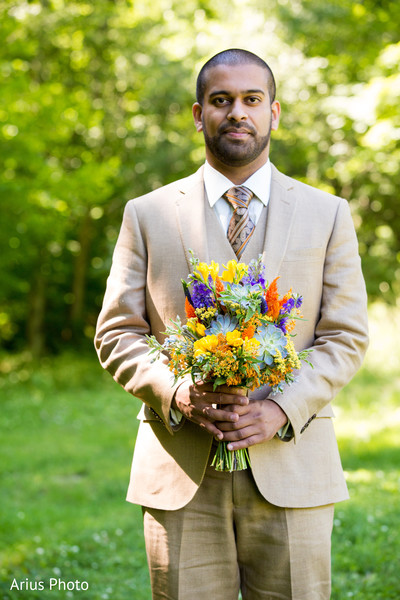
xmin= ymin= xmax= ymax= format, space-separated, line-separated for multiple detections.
xmin=202 ymin=120 xmax=272 ymax=167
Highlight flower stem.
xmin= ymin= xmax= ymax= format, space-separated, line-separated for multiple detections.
xmin=211 ymin=442 xmax=251 ymax=472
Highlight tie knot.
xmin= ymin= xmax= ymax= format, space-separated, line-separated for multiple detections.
xmin=224 ymin=186 xmax=253 ymax=209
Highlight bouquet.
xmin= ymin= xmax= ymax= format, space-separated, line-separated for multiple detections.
xmin=147 ymin=252 xmax=312 ymax=471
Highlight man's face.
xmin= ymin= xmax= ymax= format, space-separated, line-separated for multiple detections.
xmin=193 ymin=63 xmax=280 ymax=171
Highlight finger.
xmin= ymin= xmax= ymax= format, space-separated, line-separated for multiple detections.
xmin=227 ymin=434 xmax=264 ymax=451
xmin=224 ymin=425 xmax=276 ymax=448
xmin=203 ymin=406 xmax=240 ymax=423
xmin=216 ymin=418 xmax=251 ymax=432
xmin=221 ymin=424 xmax=258 ymax=442
xmin=214 ymin=406 xmax=256 ymax=430
xmin=191 ymin=386 xmax=249 ymax=407
xmin=195 ymin=416 xmax=224 ymax=439
xmin=221 ymin=403 xmax=250 ymax=415
xmin=196 ymin=393 xmax=248 ymax=408
xmin=213 ymin=404 xmax=252 ymax=426
xmin=217 ymin=393 xmax=249 ymax=406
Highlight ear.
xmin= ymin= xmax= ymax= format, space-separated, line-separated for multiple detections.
xmin=271 ymin=100 xmax=281 ymax=131
xmin=192 ymin=102 xmax=203 ymax=132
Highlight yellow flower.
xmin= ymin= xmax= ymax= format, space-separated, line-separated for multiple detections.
xmin=226 ymin=330 xmax=244 ymax=347
xmin=193 ymin=334 xmax=218 ymax=356
xmin=186 ymin=318 xmax=197 ymax=333
xmin=196 ymin=322 xmax=206 ymax=336
xmin=221 ymin=260 xmax=236 ymax=283
xmin=187 ymin=320 xmax=206 ymax=337
xmin=243 ymin=337 xmax=261 ymax=352
xmin=221 ymin=260 xmax=247 ymax=283
xmin=209 ymin=260 xmax=219 ymax=282
xmin=196 ymin=262 xmax=210 ymax=282
xmin=196 ymin=260 xmax=220 ymax=283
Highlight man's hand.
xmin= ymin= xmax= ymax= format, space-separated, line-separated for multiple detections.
xmin=215 ymin=399 xmax=288 ymax=450
xmin=172 ymin=380 xmax=249 ymax=439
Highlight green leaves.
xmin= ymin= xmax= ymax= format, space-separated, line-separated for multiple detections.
xmin=0 ymin=0 xmax=211 ymax=353
xmin=218 ymin=283 xmax=263 ymax=321
xmin=1 ymin=0 xmax=399 ymax=354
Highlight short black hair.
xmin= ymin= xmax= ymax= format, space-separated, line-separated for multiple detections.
xmin=196 ymin=48 xmax=276 ymax=105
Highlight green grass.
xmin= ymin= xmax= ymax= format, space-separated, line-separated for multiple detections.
xmin=331 ymin=303 xmax=400 ymax=599
xmin=331 ymin=371 xmax=400 ymax=599
xmin=0 ymin=352 xmax=150 ymax=599
xmin=1 ymin=305 xmax=399 ymax=599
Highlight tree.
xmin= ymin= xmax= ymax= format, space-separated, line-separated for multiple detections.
xmin=0 ymin=0 xmax=216 ymax=354
xmin=269 ymin=0 xmax=400 ymax=303
xmin=1 ymin=0 xmax=398 ymax=355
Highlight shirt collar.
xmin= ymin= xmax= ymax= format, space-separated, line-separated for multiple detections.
xmin=204 ymin=159 xmax=272 ymax=207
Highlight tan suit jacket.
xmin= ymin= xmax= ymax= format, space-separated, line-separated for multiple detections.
xmin=95 ymin=164 xmax=368 ymax=510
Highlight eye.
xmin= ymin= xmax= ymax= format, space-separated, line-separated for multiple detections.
xmin=246 ymin=96 xmax=261 ymax=104
xmin=212 ymin=97 xmax=230 ymax=106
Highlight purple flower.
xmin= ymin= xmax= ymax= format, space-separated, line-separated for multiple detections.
xmin=282 ymin=298 xmax=295 ymax=313
xmin=278 ymin=317 xmax=288 ymax=334
xmin=191 ymin=281 xmax=214 ymax=309
xmin=242 ymin=260 xmax=266 ymax=288
xmin=295 ymin=296 xmax=303 ymax=309
xmin=260 ymin=297 xmax=268 ymax=314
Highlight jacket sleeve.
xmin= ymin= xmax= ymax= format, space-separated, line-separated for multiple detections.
xmin=269 ymin=197 xmax=369 ymax=442
xmin=94 ymin=200 xmax=181 ymax=434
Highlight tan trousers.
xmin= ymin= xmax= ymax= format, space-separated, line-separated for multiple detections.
xmin=143 ymin=461 xmax=334 ymax=600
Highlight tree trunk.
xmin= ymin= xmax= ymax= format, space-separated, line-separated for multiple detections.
xmin=27 ymin=270 xmax=47 ymax=357
xmin=70 ymin=211 xmax=92 ymax=338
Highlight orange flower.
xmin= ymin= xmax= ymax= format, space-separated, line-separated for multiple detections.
xmin=265 ymin=277 xmax=281 ymax=319
xmin=241 ymin=324 xmax=255 ymax=339
xmin=215 ymin=276 xmax=224 ymax=295
xmin=285 ymin=320 xmax=296 ymax=334
xmin=185 ymin=297 xmax=196 ymax=319
xmin=265 ymin=277 xmax=279 ymax=301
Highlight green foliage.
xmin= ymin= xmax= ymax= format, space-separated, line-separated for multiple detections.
xmin=1 ymin=0 xmax=399 ymax=353
xmin=271 ymin=0 xmax=400 ymax=303
xmin=0 ymin=0 xmax=210 ymax=353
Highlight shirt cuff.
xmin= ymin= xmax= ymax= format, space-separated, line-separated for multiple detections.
xmin=170 ymin=407 xmax=184 ymax=426
xmin=276 ymin=419 xmax=293 ymax=441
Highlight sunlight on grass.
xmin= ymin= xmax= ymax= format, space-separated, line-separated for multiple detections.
xmin=334 ymin=302 xmax=400 ymax=440
xmin=331 ymin=303 xmax=400 ymax=599
xmin=364 ymin=302 xmax=400 ymax=374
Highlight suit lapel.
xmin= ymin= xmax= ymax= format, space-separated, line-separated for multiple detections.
xmin=175 ymin=166 xmax=211 ymax=270
xmin=262 ymin=165 xmax=297 ymax=279
xmin=175 ymin=164 xmax=298 ymax=278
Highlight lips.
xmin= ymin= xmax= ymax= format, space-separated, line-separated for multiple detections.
xmin=219 ymin=123 xmax=255 ymax=141
xmin=222 ymin=127 xmax=253 ymax=135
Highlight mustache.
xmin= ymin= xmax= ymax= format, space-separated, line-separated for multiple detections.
xmin=218 ymin=123 xmax=256 ymax=135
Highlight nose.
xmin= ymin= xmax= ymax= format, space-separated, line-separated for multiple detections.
xmin=227 ymin=99 xmax=247 ymax=121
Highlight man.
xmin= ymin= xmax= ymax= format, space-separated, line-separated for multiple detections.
xmin=95 ymin=49 xmax=368 ymax=599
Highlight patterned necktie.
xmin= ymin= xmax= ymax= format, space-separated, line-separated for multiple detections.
xmin=224 ymin=186 xmax=255 ymax=259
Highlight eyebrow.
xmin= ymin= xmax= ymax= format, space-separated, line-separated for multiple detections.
xmin=209 ymin=89 xmax=266 ymax=98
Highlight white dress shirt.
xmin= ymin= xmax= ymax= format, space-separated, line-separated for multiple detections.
xmin=203 ymin=159 xmax=272 ymax=233
xmin=172 ymin=159 xmax=291 ymax=439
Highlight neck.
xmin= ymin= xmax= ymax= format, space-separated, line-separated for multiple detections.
xmin=205 ymin=151 xmax=270 ymax=185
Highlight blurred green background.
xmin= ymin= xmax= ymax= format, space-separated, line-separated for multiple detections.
xmin=1 ymin=1 xmax=399 ymax=599
xmin=1 ymin=0 xmax=400 ymax=355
